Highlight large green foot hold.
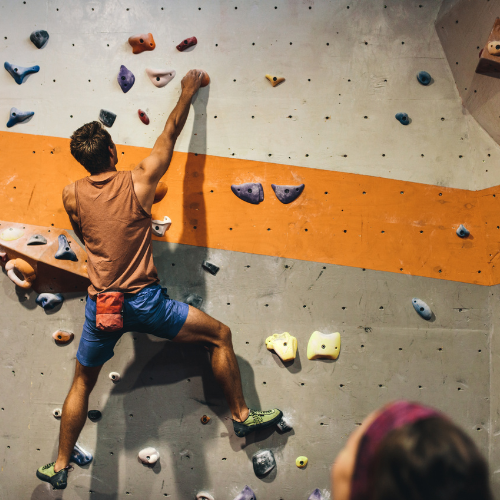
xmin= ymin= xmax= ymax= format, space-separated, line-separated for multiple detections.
xmin=233 ymin=409 xmax=283 ymax=437
xmin=36 ymin=462 xmax=71 ymax=489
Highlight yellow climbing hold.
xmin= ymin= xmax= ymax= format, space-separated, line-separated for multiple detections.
xmin=296 ymin=456 xmax=308 ymax=468
xmin=266 ymin=332 xmax=297 ymax=362
xmin=307 ymin=331 xmax=341 ymax=360
xmin=0 ymin=226 xmax=24 ymax=241
xmin=265 ymin=74 xmax=285 ymax=87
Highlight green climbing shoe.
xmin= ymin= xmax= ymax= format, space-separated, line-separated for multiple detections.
xmin=233 ymin=408 xmax=283 ymax=437
xmin=36 ymin=462 xmax=72 ymax=489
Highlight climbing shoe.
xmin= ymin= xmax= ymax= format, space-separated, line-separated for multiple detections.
xmin=233 ymin=408 xmax=283 ymax=437
xmin=36 ymin=462 xmax=72 ymax=489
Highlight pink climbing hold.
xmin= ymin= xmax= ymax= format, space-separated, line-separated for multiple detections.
xmin=176 ymin=36 xmax=197 ymax=51
xmin=138 ymin=109 xmax=150 ymax=125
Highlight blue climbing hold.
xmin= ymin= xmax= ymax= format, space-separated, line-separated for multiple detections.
xmin=99 ymin=109 xmax=116 ymax=127
xmin=271 ymin=184 xmax=305 ymax=204
xmin=30 ymin=30 xmax=49 ymax=49
xmin=70 ymin=442 xmax=93 ymax=466
xmin=27 ymin=234 xmax=47 ymax=245
xmin=412 ymin=298 xmax=432 ymax=321
xmin=117 ymin=65 xmax=135 ymax=93
xmin=308 ymin=489 xmax=324 ymax=500
xmin=417 ymin=71 xmax=431 ymax=86
xmin=252 ymin=449 xmax=276 ymax=477
xmin=55 ymin=234 xmax=78 ymax=261
xmin=7 ymin=107 xmax=34 ymax=128
xmin=4 ymin=61 xmax=40 ymax=84
xmin=456 ymin=224 xmax=470 ymax=238
xmin=231 ymin=182 xmax=264 ymax=205
xmin=395 ymin=112 xmax=409 ymax=125
xmin=233 ymin=486 xmax=256 ymax=500
xmin=36 ymin=293 xmax=64 ymax=310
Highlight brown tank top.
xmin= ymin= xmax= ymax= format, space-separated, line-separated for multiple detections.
xmin=75 ymin=170 xmax=159 ymax=300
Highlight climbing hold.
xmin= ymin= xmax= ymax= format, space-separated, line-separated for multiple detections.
xmin=5 ymin=259 xmax=36 ymax=289
xmin=138 ymin=447 xmax=160 ymax=465
xmin=109 ymin=372 xmax=121 ymax=382
xmin=395 ymin=112 xmax=409 ymax=125
xmin=146 ymin=68 xmax=176 ymax=88
xmin=154 ymin=182 xmax=168 ymax=203
xmin=71 ymin=442 xmax=93 ymax=466
xmin=36 ymin=293 xmax=64 ymax=310
xmin=99 ymin=109 xmax=116 ymax=128
xmin=416 ymin=70 xmax=431 ymax=85
xmin=200 ymin=70 xmax=210 ymax=87
xmin=296 ymin=456 xmax=308 ymax=468
xmin=265 ymin=74 xmax=285 ymax=87
xmin=231 ymin=182 xmax=264 ymax=205
xmin=202 ymin=261 xmax=219 ymax=276
xmin=196 ymin=492 xmax=214 ymax=500
xmin=151 ymin=216 xmax=171 ymax=236
xmin=200 ymin=415 xmax=211 ymax=424
xmin=271 ymin=184 xmax=305 ymax=204
xmin=55 ymin=234 xmax=78 ymax=261
xmin=276 ymin=416 xmax=293 ymax=433
xmin=233 ymin=486 xmax=257 ymax=500
xmin=308 ymin=489 xmax=324 ymax=500
xmin=128 ymin=33 xmax=156 ymax=54
xmin=138 ymin=109 xmax=149 ymax=125
xmin=27 ymin=234 xmax=47 ymax=245
xmin=117 ymin=65 xmax=135 ymax=93
xmin=488 ymin=41 xmax=500 ymax=56
xmin=412 ymin=298 xmax=432 ymax=321
xmin=266 ymin=332 xmax=297 ymax=362
xmin=176 ymin=36 xmax=197 ymax=51
xmin=88 ymin=410 xmax=102 ymax=422
xmin=0 ymin=227 xmax=24 ymax=241
xmin=456 ymin=224 xmax=470 ymax=238
xmin=6 ymin=107 xmax=34 ymax=128
xmin=30 ymin=30 xmax=49 ymax=49
xmin=185 ymin=293 xmax=203 ymax=309
xmin=52 ymin=408 xmax=62 ymax=418
xmin=4 ymin=62 xmax=40 ymax=84
xmin=307 ymin=331 xmax=341 ymax=360
xmin=52 ymin=330 xmax=74 ymax=345
xmin=252 ymin=449 xmax=276 ymax=477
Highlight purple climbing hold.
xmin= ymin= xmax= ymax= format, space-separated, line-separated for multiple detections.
xmin=233 ymin=486 xmax=257 ymax=500
xmin=55 ymin=234 xmax=78 ymax=261
xmin=30 ymin=30 xmax=49 ymax=49
xmin=308 ymin=489 xmax=323 ymax=500
xmin=271 ymin=184 xmax=305 ymax=204
xmin=231 ymin=183 xmax=264 ymax=205
xmin=36 ymin=293 xmax=64 ymax=310
xmin=7 ymin=107 xmax=34 ymax=128
xmin=117 ymin=65 xmax=135 ymax=93
xmin=99 ymin=109 xmax=116 ymax=127
xmin=252 ymin=449 xmax=276 ymax=477
xmin=4 ymin=62 xmax=40 ymax=84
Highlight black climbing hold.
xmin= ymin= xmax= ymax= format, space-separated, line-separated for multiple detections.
xmin=417 ymin=70 xmax=431 ymax=85
xmin=7 ymin=107 xmax=34 ymax=128
xmin=456 ymin=224 xmax=470 ymax=238
xmin=252 ymin=449 xmax=276 ymax=477
xmin=308 ymin=489 xmax=324 ymax=500
xmin=395 ymin=112 xmax=409 ymax=125
xmin=27 ymin=234 xmax=47 ymax=245
xmin=4 ymin=62 xmax=40 ymax=84
xmin=117 ymin=65 xmax=135 ymax=93
xmin=185 ymin=293 xmax=203 ymax=309
xmin=202 ymin=261 xmax=219 ymax=275
xmin=99 ymin=109 xmax=117 ymax=127
xmin=55 ymin=234 xmax=78 ymax=261
xmin=30 ymin=30 xmax=49 ymax=49
xmin=234 ymin=486 xmax=257 ymax=500
xmin=36 ymin=293 xmax=64 ymax=310
xmin=276 ymin=416 xmax=293 ymax=433
xmin=412 ymin=298 xmax=432 ymax=320
xmin=231 ymin=182 xmax=264 ymax=204
xmin=88 ymin=410 xmax=102 ymax=421
xmin=271 ymin=184 xmax=305 ymax=204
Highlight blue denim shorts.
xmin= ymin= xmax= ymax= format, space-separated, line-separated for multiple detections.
xmin=76 ymin=284 xmax=189 ymax=367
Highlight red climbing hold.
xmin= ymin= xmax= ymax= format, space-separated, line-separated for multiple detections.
xmin=176 ymin=36 xmax=197 ymax=51
xmin=128 ymin=33 xmax=156 ymax=54
xmin=138 ymin=109 xmax=150 ymax=125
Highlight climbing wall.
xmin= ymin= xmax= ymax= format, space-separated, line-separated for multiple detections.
xmin=1 ymin=0 xmax=500 ymax=499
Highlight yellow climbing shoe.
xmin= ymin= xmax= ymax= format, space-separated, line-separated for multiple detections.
xmin=233 ymin=408 xmax=283 ymax=437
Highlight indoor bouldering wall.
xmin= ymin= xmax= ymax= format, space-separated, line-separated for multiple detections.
xmin=1 ymin=0 xmax=500 ymax=499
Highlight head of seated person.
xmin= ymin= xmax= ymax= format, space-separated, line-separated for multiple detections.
xmin=332 ymin=400 xmax=492 ymax=500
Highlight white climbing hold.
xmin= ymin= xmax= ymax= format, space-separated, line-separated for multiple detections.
xmin=196 ymin=492 xmax=215 ymax=500
xmin=307 ymin=331 xmax=341 ymax=360
xmin=0 ymin=226 xmax=24 ymax=241
xmin=53 ymin=408 xmax=62 ymax=418
xmin=146 ymin=68 xmax=176 ymax=88
xmin=412 ymin=298 xmax=432 ymax=320
xmin=152 ymin=216 xmax=171 ymax=236
xmin=138 ymin=447 xmax=160 ymax=465
xmin=109 ymin=372 xmax=121 ymax=382
xmin=266 ymin=332 xmax=297 ymax=362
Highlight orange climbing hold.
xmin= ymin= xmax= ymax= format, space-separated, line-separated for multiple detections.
xmin=201 ymin=415 xmax=210 ymax=424
xmin=476 ymin=18 xmax=500 ymax=75
xmin=200 ymin=70 xmax=210 ymax=87
xmin=5 ymin=258 xmax=36 ymax=289
xmin=266 ymin=74 xmax=285 ymax=87
xmin=128 ymin=33 xmax=156 ymax=54
xmin=52 ymin=329 xmax=74 ymax=345
xmin=154 ymin=182 xmax=168 ymax=204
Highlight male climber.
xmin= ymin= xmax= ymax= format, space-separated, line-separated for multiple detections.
xmin=36 ymin=69 xmax=282 ymax=489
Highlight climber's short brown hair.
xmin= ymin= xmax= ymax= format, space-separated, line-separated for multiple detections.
xmin=70 ymin=121 xmax=113 ymax=175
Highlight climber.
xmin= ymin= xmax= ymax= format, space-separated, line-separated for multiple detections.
xmin=36 ymin=69 xmax=282 ymax=490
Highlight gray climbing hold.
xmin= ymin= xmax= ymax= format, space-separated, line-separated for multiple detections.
xmin=308 ymin=489 xmax=324 ymax=500
xmin=88 ymin=410 xmax=102 ymax=422
xmin=234 ymin=486 xmax=257 ymax=500
xmin=30 ymin=30 xmax=49 ymax=49
xmin=117 ymin=65 xmax=135 ymax=93
xmin=4 ymin=62 xmax=40 ymax=84
xmin=276 ymin=416 xmax=293 ymax=433
xmin=185 ymin=293 xmax=203 ymax=309
xmin=412 ymin=298 xmax=432 ymax=321
xmin=231 ymin=183 xmax=264 ymax=205
xmin=271 ymin=184 xmax=305 ymax=204
xmin=417 ymin=71 xmax=431 ymax=85
xmin=70 ymin=442 xmax=93 ymax=466
xmin=456 ymin=224 xmax=470 ymax=238
xmin=36 ymin=293 xmax=64 ymax=310
xmin=7 ymin=107 xmax=34 ymax=128
xmin=202 ymin=261 xmax=219 ymax=275
xmin=395 ymin=112 xmax=409 ymax=125
xmin=252 ymin=449 xmax=276 ymax=477
xmin=99 ymin=109 xmax=116 ymax=127
xmin=27 ymin=234 xmax=47 ymax=245
xmin=55 ymin=234 xmax=78 ymax=261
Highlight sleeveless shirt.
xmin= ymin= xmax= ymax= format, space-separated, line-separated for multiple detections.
xmin=74 ymin=171 xmax=159 ymax=300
